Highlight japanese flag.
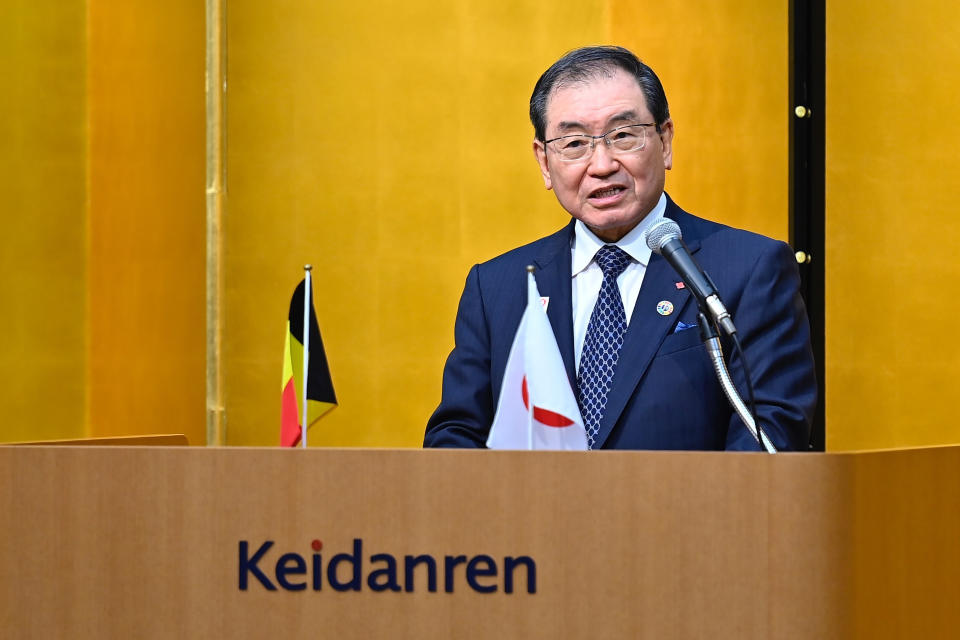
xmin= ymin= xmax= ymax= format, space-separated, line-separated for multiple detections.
xmin=487 ymin=269 xmax=587 ymax=450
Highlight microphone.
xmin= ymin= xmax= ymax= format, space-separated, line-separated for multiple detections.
xmin=645 ymin=219 xmax=737 ymax=336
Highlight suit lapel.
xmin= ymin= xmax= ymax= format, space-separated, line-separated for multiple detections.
xmin=593 ymin=202 xmax=702 ymax=448
xmin=533 ymin=222 xmax=577 ymax=389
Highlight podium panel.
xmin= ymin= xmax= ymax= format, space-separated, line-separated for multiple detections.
xmin=1 ymin=446 xmax=957 ymax=638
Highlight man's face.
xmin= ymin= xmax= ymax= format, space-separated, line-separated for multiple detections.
xmin=533 ymin=69 xmax=674 ymax=242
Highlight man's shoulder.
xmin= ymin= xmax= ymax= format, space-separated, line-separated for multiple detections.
xmin=669 ymin=199 xmax=789 ymax=256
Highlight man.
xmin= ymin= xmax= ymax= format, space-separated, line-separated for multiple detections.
xmin=424 ymin=46 xmax=816 ymax=450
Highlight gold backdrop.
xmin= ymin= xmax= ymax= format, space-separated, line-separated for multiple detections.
xmin=7 ymin=1 xmax=958 ymax=451
xmin=0 ymin=1 xmax=88 ymax=441
xmin=0 ymin=0 xmax=205 ymax=445
xmin=220 ymin=0 xmax=789 ymax=446
xmin=825 ymin=1 xmax=960 ymax=450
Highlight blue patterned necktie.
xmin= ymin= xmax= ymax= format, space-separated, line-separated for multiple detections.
xmin=577 ymin=245 xmax=632 ymax=449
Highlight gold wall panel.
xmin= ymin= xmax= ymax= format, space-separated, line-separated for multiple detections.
xmin=223 ymin=1 xmax=789 ymax=446
xmin=1 ymin=1 xmax=204 ymax=444
xmin=0 ymin=1 xmax=88 ymax=442
xmin=87 ymin=0 xmax=206 ymax=444
xmin=826 ymin=2 xmax=960 ymax=450
xmin=0 ymin=1 xmax=792 ymax=447
xmin=224 ymin=1 xmax=605 ymax=445
xmin=611 ymin=1 xmax=789 ymax=241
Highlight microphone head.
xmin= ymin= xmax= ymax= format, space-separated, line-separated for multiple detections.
xmin=645 ymin=219 xmax=682 ymax=254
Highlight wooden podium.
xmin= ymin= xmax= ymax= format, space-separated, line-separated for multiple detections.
xmin=1 ymin=446 xmax=958 ymax=638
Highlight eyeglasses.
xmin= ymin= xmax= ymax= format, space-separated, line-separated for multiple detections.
xmin=544 ymin=123 xmax=657 ymax=162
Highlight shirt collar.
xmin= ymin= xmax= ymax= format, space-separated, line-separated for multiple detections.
xmin=571 ymin=192 xmax=667 ymax=275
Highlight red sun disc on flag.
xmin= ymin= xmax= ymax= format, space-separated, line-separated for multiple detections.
xmin=521 ymin=376 xmax=575 ymax=427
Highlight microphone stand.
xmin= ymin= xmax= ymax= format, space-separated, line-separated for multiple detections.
xmin=697 ymin=312 xmax=777 ymax=453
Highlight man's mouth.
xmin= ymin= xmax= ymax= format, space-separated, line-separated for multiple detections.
xmin=589 ymin=186 xmax=626 ymax=200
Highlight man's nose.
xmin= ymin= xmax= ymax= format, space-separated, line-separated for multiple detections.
xmin=587 ymin=139 xmax=619 ymax=175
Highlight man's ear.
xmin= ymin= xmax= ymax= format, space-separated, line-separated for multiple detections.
xmin=659 ymin=118 xmax=674 ymax=171
xmin=533 ymin=140 xmax=553 ymax=190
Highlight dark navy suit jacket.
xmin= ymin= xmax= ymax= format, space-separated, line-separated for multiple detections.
xmin=424 ymin=197 xmax=816 ymax=450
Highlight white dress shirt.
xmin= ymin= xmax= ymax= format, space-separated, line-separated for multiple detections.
xmin=571 ymin=192 xmax=667 ymax=373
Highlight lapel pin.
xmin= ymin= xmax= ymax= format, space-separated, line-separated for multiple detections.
xmin=656 ymin=300 xmax=674 ymax=316
xmin=675 ymin=281 xmax=685 ymax=289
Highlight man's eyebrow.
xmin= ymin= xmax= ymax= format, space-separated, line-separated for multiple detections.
xmin=555 ymin=120 xmax=588 ymax=133
xmin=554 ymin=110 xmax=642 ymax=134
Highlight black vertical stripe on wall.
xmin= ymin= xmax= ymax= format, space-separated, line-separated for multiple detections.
xmin=789 ymin=0 xmax=826 ymax=450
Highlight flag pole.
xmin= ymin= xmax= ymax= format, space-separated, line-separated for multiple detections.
xmin=301 ymin=264 xmax=312 ymax=449
xmin=526 ymin=265 xmax=535 ymax=451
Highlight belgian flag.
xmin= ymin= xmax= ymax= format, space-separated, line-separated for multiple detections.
xmin=281 ymin=276 xmax=337 ymax=446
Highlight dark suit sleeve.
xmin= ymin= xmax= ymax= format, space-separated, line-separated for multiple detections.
xmin=724 ymin=241 xmax=816 ymax=451
xmin=423 ymin=265 xmax=494 ymax=448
